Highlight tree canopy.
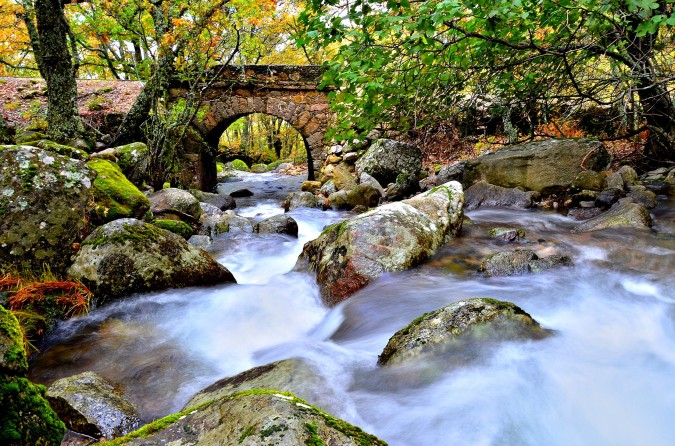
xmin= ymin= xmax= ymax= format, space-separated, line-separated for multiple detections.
xmin=299 ymin=0 xmax=675 ymax=165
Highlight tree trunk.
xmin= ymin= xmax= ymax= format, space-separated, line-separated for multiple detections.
xmin=34 ymin=0 xmax=85 ymax=142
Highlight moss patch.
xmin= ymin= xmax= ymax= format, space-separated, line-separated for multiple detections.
xmin=0 ymin=376 xmax=66 ymax=446
xmin=87 ymin=159 xmax=150 ymax=224
xmin=152 ymin=219 xmax=193 ymax=239
xmin=0 ymin=306 xmax=28 ymax=375
xmin=229 ymin=159 xmax=250 ymax=172
xmin=82 ymin=221 xmax=167 ymax=250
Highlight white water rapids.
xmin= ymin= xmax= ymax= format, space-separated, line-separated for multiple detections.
xmin=30 ymin=171 xmax=675 ymax=445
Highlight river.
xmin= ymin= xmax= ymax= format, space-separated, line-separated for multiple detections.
xmin=30 ymin=171 xmax=675 ymax=445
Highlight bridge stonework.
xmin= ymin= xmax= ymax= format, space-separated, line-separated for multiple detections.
xmin=168 ymin=65 xmax=330 ymax=191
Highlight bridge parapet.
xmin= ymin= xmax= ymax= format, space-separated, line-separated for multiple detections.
xmin=172 ymin=65 xmax=327 ymax=91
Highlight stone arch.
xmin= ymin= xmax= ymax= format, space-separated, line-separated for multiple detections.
xmin=169 ymin=65 xmax=330 ymax=191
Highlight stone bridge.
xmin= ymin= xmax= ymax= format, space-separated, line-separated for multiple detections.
xmin=168 ymin=65 xmax=331 ymax=190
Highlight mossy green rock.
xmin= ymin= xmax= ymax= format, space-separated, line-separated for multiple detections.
xmin=229 ymin=159 xmax=249 ymax=172
xmin=109 ymin=390 xmax=386 ymax=446
xmin=36 ymin=140 xmax=88 ymax=160
xmin=0 ymin=307 xmax=28 ymax=376
xmin=46 ymin=371 xmax=141 ymax=439
xmin=378 ymin=298 xmax=549 ymax=366
xmin=152 ymin=219 xmax=193 ymax=239
xmin=14 ymin=130 xmax=47 ymax=145
xmin=0 ymin=146 xmax=94 ymax=275
xmin=463 ymin=139 xmax=611 ymax=195
xmin=87 ymin=159 xmax=150 ymax=224
xmin=68 ymin=218 xmax=236 ymax=304
xmin=297 ymin=182 xmax=464 ymax=306
xmin=0 ymin=376 xmax=66 ymax=446
xmin=250 ymin=163 xmax=267 ymax=173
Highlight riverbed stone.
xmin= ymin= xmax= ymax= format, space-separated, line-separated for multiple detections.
xmin=571 ymin=170 xmax=607 ymax=191
xmin=333 ymin=165 xmax=358 ymax=191
xmin=437 ymin=162 xmax=466 ymax=185
xmin=148 ymin=187 xmax=203 ymax=222
xmin=68 ymin=218 xmax=236 ymax=304
xmin=480 ymin=249 xmax=572 ymax=277
xmin=282 ymin=191 xmax=319 ymax=211
xmin=114 ymin=390 xmax=386 ymax=446
xmin=327 ymin=184 xmax=381 ymax=210
xmin=488 ymin=227 xmax=526 ymax=242
xmin=378 ymin=298 xmax=548 ymax=366
xmin=355 ymin=138 xmax=423 ymax=187
xmin=463 ymin=139 xmax=611 ymax=195
xmin=297 ymin=181 xmax=464 ymax=305
xmin=595 ymin=188 xmax=623 ymax=209
xmin=190 ymin=190 xmax=236 ymax=211
xmin=46 ymin=371 xmax=141 ymax=439
xmin=572 ymin=200 xmax=653 ymax=232
xmin=383 ymin=172 xmax=421 ymax=201
xmin=253 ymin=215 xmax=299 ymax=236
xmin=627 ymin=189 xmax=658 ymax=209
xmin=464 ymin=181 xmax=538 ymax=209
xmin=0 ymin=145 xmax=94 ymax=275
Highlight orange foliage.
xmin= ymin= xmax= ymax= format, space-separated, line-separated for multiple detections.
xmin=1 ymin=274 xmax=91 ymax=319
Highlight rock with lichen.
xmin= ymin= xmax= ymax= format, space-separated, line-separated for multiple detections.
xmin=378 ymin=298 xmax=549 ymax=366
xmin=0 ymin=306 xmax=66 ymax=446
xmin=68 ymin=218 xmax=236 ymax=304
xmin=112 ymin=390 xmax=386 ymax=446
xmin=297 ymin=182 xmax=464 ymax=306
xmin=46 ymin=371 xmax=141 ymax=440
xmin=0 ymin=145 xmax=94 ymax=275
xmin=355 ymin=139 xmax=423 ymax=188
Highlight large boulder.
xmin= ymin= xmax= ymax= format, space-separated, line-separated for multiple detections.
xmin=464 ymin=181 xmax=538 ymax=209
xmin=355 ymin=139 xmax=423 ymax=187
xmin=46 ymin=371 xmax=141 ymax=439
xmin=87 ymin=159 xmax=150 ymax=225
xmin=378 ymin=298 xmax=549 ymax=366
xmin=148 ymin=188 xmax=203 ymax=222
xmin=297 ymin=182 xmax=464 ymax=306
xmin=463 ymin=139 xmax=611 ymax=195
xmin=68 ymin=218 xmax=236 ymax=304
xmin=572 ymin=199 xmax=653 ymax=232
xmin=114 ymin=390 xmax=386 ymax=446
xmin=0 ymin=306 xmax=66 ymax=446
xmin=0 ymin=146 xmax=94 ymax=275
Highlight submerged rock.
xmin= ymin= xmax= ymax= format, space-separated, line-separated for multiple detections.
xmin=68 ymin=218 xmax=236 ymax=304
xmin=46 ymin=371 xmax=141 ymax=439
xmin=480 ymin=249 xmax=572 ymax=277
xmin=113 ymin=390 xmax=386 ymax=446
xmin=0 ymin=146 xmax=94 ymax=275
xmin=572 ymin=199 xmax=653 ymax=232
xmin=488 ymin=227 xmax=526 ymax=242
xmin=253 ymin=215 xmax=299 ymax=236
xmin=378 ymin=298 xmax=548 ymax=366
xmin=297 ymin=182 xmax=464 ymax=305
xmin=464 ymin=181 xmax=538 ymax=209
xmin=463 ymin=139 xmax=611 ymax=195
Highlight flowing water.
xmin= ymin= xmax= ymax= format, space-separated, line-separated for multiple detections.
xmin=30 ymin=172 xmax=675 ymax=445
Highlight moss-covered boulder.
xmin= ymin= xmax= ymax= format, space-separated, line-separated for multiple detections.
xmin=0 ymin=307 xmax=28 ymax=375
xmin=46 ymin=371 xmax=141 ymax=439
xmin=253 ymin=215 xmax=298 ymax=237
xmin=152 ymin=219 xmax=193 ymax=239
xmin=0 ymin=146 xmax=94 ymax=275
xmin=87 ymin=159 xmax=150 ymax=225
xmin=36 ymin=140 xmax=88 ymax=160
xmin=91 ymin=142 xmax=148 ymax=187
xmin=378 ymin=298 xmax=549 ymax=366
xmin=68 ymin=218 xmax=236 ymax=304
xmin=463 ymin=139 xmax=611 ymax=195
xmin=229 ymin=159 xmax=250 ymax=172
xmin=572 ymin=199 xmax=653 ymax=232
xmin=0 ymin=307 xmax=66 ymax=446
xmin=108 ymin=390 xmax=386 ymax=446
xmin=297 ymin=182 xmax=464 ymax=306
xmin=14 ymin=130 xmax=47 ymax=145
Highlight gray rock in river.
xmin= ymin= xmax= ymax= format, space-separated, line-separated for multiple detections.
xmin=283 ymin=191 xmax=320 ymax=211
xmin=297 ymin=181 xmax=464 ymax=306
xmin=46 ymin=371 xmax=141 ymax=439
xmin=115 ymin=390 xmax=386 ymax=446
xmin=464 ymin=181 xmax=539 ymax=209
xmin=480 ymin=249 xmax=572 ymax=277
xmin=355 ymin=138 xmax=423 ymax=187
xmin=572 ymin=199 xmax=653 ymax=232
xmin=378 ymin=298 xmax=549 ymax=366
xmin=148 ymin=187 xmax=203 ymax=221
xmin=68 ymin=218 xmax=236 ymax=304
xmin=190 ymin=189 xmax=236 ymax=210
xmin=253 ymin=215 xmax=299 ymax=237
